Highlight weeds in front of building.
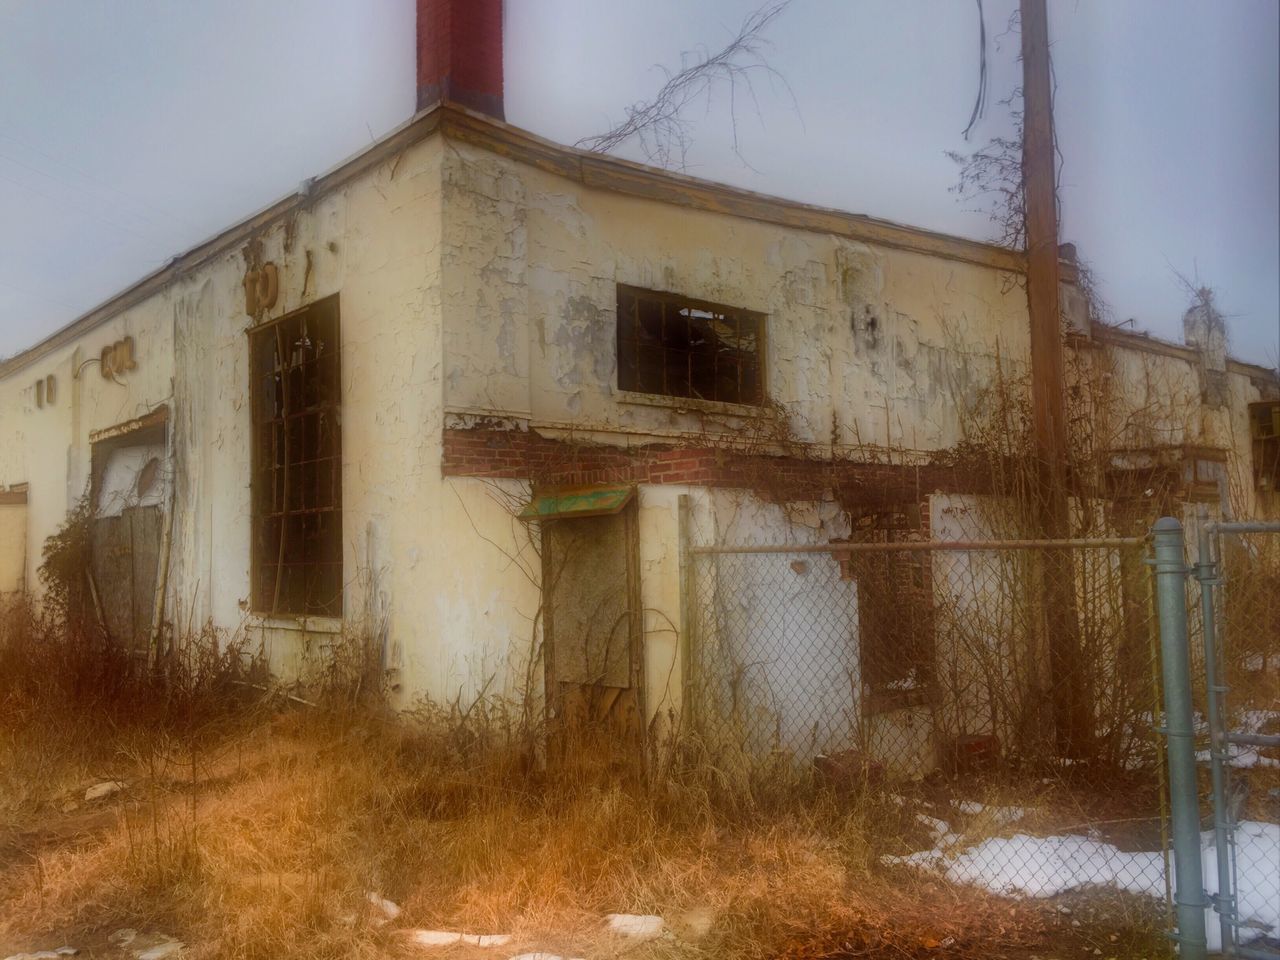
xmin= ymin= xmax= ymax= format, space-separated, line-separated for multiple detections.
xmin=2 ymin=352 xmax=1276 ymax=959
xmin=0 ymin=530 xmax=1182 ymax=960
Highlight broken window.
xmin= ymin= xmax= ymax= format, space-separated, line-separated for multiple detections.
xmin=616 ymin=285 xmax=764 ymax=405
xmin=249 ymin=295 xmax=342 ymax=617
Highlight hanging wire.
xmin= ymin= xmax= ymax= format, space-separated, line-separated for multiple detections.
xmin=962 ymin=0 xmax=989 ymax=140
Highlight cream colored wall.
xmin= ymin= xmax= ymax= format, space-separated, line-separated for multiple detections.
xmin=1 ymin=124 xmax=1273 ymax=723
xmin=440 ymin=142 xmax=1030 ymax=457
xmin=433 ymin=139 xmax=1276 ymax=733
xmin=0 ymin=502 xmax=26 ymax=593
xmin=0 ymin=292 xmax=176 ymax=598
xmin=1094 ymin=340 xmax=1274 ymax=517
xmin=0 ymin=135 xmax=482 ymax=706
xmin=162 ymin=135 xmax=461 ymax=701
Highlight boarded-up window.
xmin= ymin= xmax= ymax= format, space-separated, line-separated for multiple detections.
xmin=543 ymin=513 xmax=634 ymax=689
xmin=250 ymin=296 xmax=342 ymax=617
xmin=843 ymin=507 xmax=935 ymax=708
xmin=539 ymin=498 xmax=645 ymax=756
xmin=616 ymin=285 xmax=764 ymax=405
xmin=89 ymin=415 xmax=168 ymax=649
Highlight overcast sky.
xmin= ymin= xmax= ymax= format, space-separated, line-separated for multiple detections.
xmin=1 ymin=0 xmax=1276 ymax=367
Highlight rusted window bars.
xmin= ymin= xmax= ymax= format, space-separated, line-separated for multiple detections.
xmin=616 ymin=285 xmax=764 ymax=406
xmin=249 ymin=295 xmax=343 ymax=617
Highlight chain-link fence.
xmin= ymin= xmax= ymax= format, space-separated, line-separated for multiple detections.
xmin=1196 ymin=520 xmax=1280 ymax=956
xmin=684 ymin=524 xmax=1182 ymax=939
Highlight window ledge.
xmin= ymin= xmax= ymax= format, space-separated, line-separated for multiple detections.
xmin=250 ymin=614 xmax=343 ymax=634
xmin=615 ymin=390 xmax=769 ymax=418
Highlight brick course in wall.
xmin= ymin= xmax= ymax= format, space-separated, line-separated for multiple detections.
xmin=442 ymin=427 xmax=984 ymax=506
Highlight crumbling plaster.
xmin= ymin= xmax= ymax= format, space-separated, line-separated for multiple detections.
xmin=440 ymin=142 xmax=1034 ymax=457
xmin=0 ymin=117 xmax=1273 ymax=721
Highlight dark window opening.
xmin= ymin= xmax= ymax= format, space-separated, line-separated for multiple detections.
xmin=249 ymin=296 xmax=342 ymax=617
xmin=1251 ymin=401 xmax=1280 ymax=493
xmin=616 ymin=285 xmax=764 ymax=405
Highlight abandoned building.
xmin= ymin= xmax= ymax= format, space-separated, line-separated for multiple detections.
xmin=1 ymin=0 xmax=1277 ymax=772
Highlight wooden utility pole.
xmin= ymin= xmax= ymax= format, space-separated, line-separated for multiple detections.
xmin=1020 ymin=0 xmax=1089 ymax=756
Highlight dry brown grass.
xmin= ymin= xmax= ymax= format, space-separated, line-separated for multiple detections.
xmin=0 ymin=601 xmax=1174 ymax=960
xmin=0 ymin=700 xmax=879 ymax=959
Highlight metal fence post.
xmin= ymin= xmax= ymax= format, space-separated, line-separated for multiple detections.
xmin=1152 ymin=516 xmax=1208 ymax=959
xmin=1195 ymin=506 xmax=1234 ymax=952
xmin=677 ymin=494 xmax=695 ymax=723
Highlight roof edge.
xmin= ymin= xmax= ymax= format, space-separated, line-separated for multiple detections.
xmin=1 ymin=108 xmax=445 ymax=379
xmin=7 ymin=103 xmax=1266 ymax=387
xmin=438 ymin=105 xmax=1030 ymax=274
xmin=1091 ymin=322 xmax=1279 ymax=383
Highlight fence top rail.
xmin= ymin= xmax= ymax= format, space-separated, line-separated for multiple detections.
xmin=688 ymin=536 xmax=1146 ymax=556
xmin=1206 ymin=521 xmax=1280 ymax=535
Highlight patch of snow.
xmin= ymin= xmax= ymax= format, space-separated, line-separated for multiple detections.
xmin=1197 ymin=745 xmax=1280 ymax=770
xmin=881 ymin=848 xmax=945 ymax=869
xmin=407 ymin=930 xmax=511 ymax=948
xmin=134 ymin=942 xmax=184 ymax=960
xmin=956 ymin=801 xmax=1028 ymax=828
xmin=1238 ymin=709 xmax=1280 ymax=736
xmin=605 ymin=914 xmax=664 ymax=940
xmin=3 ymin=949 xmax=77 ymax=960
xmin=1195 ymin=709 xmax=1280 ymax=769
xmin=1242 ymin=653 xmax=1275 ymax=673
xmin=914 ymin=813 xmax=961 ymax=850
xmin=889 ymin=821 xmax=1280 ymax=951
xmin=84 ymin=780 xmax=125 ymax=802
xmin=367 ymin=892 xmax=401 ymax=921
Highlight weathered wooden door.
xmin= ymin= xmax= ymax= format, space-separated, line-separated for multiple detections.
xmin=89 ymin=424 xmax=167 ymax=654
xmin=90 ymin=505 xmax=162 ymax=650
xmin=540 ymin=498 xmax=644 ymax=763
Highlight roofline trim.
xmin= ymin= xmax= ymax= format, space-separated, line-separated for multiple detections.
xmin=1091 ymin=323 xmax=1278 ymax=382
xmin=5 ymin=102 xmax=1270 ymax=388
xmin=0 ymin=109 xmax=444 ymax=378
xmin=438 ymin=107 xmax=1030 ymax=273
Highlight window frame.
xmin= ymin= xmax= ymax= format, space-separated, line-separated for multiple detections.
xmin=615 ymin=284 xmax=768 ymax=408
xmin=247 ymin=295 xmax=343 ymax=619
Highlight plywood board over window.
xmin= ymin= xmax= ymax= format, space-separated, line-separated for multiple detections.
xmin=533 ymin=485 xmax=645 ymax=763
xmin=89 ymin=413 xmax=168 ymax=651
xmin=0 ymin=487 xmax=28 ymax=596
xmin=249 ymin=295 xmax=343 ymax=618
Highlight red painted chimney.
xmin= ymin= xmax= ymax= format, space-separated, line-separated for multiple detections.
xmin=416 ymin=0 xmax=504 ymax=119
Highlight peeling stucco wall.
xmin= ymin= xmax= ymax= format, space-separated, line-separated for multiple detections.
xmin=162 ymin=133 xmax=457 ymax=700
xmin=0 ymin=293 xmax=176 ymax=598
xmin=440 ymin=143 xmax=1035 ymax=457
xmin=0 ymin=500 xmax=25 ymax=594
xmin=0 ymin=120 xmax=1273 ymax=725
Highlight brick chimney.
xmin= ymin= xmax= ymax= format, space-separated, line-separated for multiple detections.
xmin=417 ymin=0 xmax=504 ymax=119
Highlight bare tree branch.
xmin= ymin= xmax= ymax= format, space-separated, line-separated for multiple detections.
xmin=577 ymin=0 xmax=797 ymax=171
